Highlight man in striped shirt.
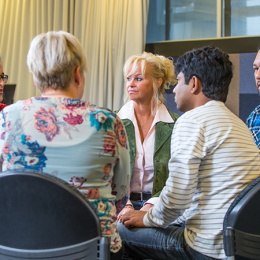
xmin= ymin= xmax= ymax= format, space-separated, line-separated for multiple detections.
xmin=119 ymin=46 xmax=260 ymax=260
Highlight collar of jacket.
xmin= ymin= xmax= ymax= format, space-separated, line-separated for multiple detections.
xmin=154 ymin=121 xmax=174 ymax=155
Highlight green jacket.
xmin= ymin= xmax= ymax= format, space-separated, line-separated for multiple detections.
xmin=120 ymin=109 xmax=179 ymax=198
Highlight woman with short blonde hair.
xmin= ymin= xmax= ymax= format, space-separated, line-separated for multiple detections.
xmin=27 ymin=31 xmax=87 ymax=92
xmin=0 ymin=31 xmax=130 ymax=260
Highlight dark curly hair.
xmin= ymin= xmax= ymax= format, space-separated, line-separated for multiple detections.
xmin=174 ymin=46 xmax=233 ymax=103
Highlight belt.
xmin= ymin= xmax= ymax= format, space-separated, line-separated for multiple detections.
xmin=130 ymin=192 xmax=152 ymax=201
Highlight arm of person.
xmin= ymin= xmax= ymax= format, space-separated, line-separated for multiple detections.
xmin=171 ymin=210 xmax=188 ymax=225
xmin=143 ymin=197 xmax=158 ymax=206
xmin=119 ymin=209 xmax=147 ymax=228
xmin=112 ymin=116 xmax=131 ymax=214
xmin=119 ymin=195 xmax=157 ymax=219
xmin=139 ymin=197 xmax=158 ymax=211
xmin=117 ymin=204 xmax=135 ymax=221
xmin=117 ymin=192 xmax=134 ymax=221
xmin=140 ymin=203 xmax=154 ymax=212
xmin=121 ymin=117 xmax=205 ymax=228
xmin=144 ymin=117 xmax=205 ymax=227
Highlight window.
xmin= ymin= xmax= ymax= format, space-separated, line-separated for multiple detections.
xmin=230 ymin=0 xmax=260 ymax=36
xmin=146 ymin=0 xmax=260 ymax=43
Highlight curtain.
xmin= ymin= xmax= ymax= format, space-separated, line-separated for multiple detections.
xmin=0 ymin=0 xmax=72 ymax=101
xmin=73 ymin=0 xmax=149 ymax=110
xmin=0 ymin=0 xmax=149 ymax=110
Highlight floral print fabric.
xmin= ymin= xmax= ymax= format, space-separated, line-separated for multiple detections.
xmin=0 ymin=97 xmax=130 ymax=253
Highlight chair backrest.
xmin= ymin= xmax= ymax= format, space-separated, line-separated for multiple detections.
xmin=0 ymin=169 xmax=110 ymax=260
xmin=3 ymin=84 xmax=16 ymax=105
xmin=223 ymin=175 xmax=260 ymax=260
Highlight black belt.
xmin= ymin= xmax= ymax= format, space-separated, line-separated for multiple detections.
xmin=130 ymin=192 xmax=152 ymax=201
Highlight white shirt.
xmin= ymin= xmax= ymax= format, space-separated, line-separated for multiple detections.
xmin=143 ymin=101 xmax=260 ymax=259
xmin=117 ymin=101 xmax=174 ymax=205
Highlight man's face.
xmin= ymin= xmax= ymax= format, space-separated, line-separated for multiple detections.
xmin=173 ymin=72 xmax=193 ymax=113
xmin=253 ymin=51 xmax=260 ymax=94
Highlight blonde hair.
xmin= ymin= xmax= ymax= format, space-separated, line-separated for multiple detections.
xmin=27 ymin=31 xmax=88 ymax=92
xmin=123 ymin=52 xmax=176 ymax=114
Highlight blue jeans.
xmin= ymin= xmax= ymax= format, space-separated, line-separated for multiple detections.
xmin=118 ymin=223 xmax=218 ymax=260
xmin=131 ymin=200 xmax=148 ymax=210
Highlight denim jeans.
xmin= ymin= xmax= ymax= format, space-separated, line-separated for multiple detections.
xmin=118 ymin=223 xmax=219 ymax=260
xmin=131 ymin=200 xmax=148 ymax=210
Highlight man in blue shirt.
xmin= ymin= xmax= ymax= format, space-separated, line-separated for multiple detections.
xmin=246 ymin=49 xmax=260 ymax=148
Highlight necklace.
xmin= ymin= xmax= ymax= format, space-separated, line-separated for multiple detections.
xmin=139 ymin=117 xmax=154 ymax=129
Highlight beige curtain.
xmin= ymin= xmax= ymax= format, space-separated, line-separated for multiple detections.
xmin=73 ymin=0 xmax=149 ymax=110
xmin=0 ymin=0 xmax=149 ymax=110
xmin=0 ymin=0 xmax=72 ymax=101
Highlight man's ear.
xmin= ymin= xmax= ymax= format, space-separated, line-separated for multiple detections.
xmin=191 ymin=76 xmax=202 ymax=94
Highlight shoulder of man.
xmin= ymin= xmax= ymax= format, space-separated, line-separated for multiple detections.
xmin=247 ymin=105 xmax=260 ymax=124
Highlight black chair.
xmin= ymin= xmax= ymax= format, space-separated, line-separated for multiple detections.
xmin=0 ymin=169 xmax=110 ymax=259
xmin=2 ymin=84 xmax=16 ymax=105
xmin=223 ymin=175 xmax=260 ymax=260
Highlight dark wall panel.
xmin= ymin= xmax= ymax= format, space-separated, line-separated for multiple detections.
xmin=240 ymin=53 xmax=257 ymax=94
xmin=163 ymin=92 xmax=183 ymax=116
xmin=240 ymin=94 xmax=260 ymax=122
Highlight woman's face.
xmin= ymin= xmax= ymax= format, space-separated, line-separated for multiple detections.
xmin=126 ymin=65 xmax=153 ymax=104
xmin=0 ymin=62 xmax=5 ymax=102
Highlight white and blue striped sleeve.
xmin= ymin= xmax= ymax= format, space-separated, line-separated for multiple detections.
xmin=144 ymin=117 xmax=205 ymax=227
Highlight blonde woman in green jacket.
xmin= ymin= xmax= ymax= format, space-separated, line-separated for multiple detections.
xmin=117 ymin=52 xmax=179 ymax=219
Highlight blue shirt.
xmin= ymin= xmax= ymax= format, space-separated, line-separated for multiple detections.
xmin=246 ymin=105 xmax=260 ymax=148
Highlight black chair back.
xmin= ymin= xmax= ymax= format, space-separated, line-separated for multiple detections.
xmin=223 ymin=175 xmax=260 ymax=260
xmin=0 ymin=169 xmax=110 ymax=259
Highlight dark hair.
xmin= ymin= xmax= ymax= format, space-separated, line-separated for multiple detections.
xmin=174 ymin=46 xmax=233 ymax=103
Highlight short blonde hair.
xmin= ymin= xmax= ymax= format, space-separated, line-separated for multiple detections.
xmin=123 ymin=52 xmax=176 ymax=114
xmin=27 ymin=31 xmax=88 ymax=92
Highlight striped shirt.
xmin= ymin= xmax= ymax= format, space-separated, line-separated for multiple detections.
xmin=143 ymin=100 xmax=260 ymax=259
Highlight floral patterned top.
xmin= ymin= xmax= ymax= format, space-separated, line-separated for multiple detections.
xmin=0 ymin=97 xmax=130 ymax=253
